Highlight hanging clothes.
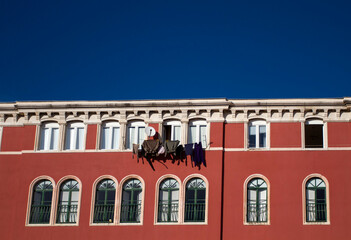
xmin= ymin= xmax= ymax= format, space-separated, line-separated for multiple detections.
xmin=164 ymin=140 xmax=179 ymax=155
xmin=193 ymin=142 xmax=206 ymax=167
xmin=184 ymin=143 xmax=194 ymax=164
xmin=142 ymin=140 xmax=161 ymax=160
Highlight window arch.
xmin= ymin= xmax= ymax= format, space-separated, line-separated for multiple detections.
xmin=303 ymin=174 xmax=329 ymax=224
xmin=244 ymin=174 xmax=270 ymax=224
xmin=163 ymin=120 xmax=181 ymax=142
xmin=39 ymin=121 xmax=59 ymax=150
xmin=188 ymin=119 xmax=207 ymax=148
xmin=100 ymin=121 xmax=120 ymax=150
xmin=184 ymin=176 xmax=207 ymax=223
xmin=120 ymin=178 xmax=143 ymax=223
xmin=246 ymin=178 xmax=267 ymax=222
xmin=248 ymin=120 xmax=267 ymax=148
xmin=27 ymin=177 xmax=55 ymax=224
xmin=65 ymin=121 xmax=85 ymax=150
xmin=92 ymin=178 xmax=117 ymax=224
xmin=126 ymin=121 xmax=145 ymax=149
xmin=157 ymin=178 xmax=180 ymax=223
xmin=56 ymin=179 xmax=80 ymax=224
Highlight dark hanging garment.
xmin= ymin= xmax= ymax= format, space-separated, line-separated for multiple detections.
xmin=193 ymin=142 xmax=206 ymax=167
xmin=175 ymin=145 xmax=185 ymax=163
xmin=184 ymin=143 xmax=194 ymax=156
xmin=184 ymin=143 xmax=194 ymax=164
xmin=164 ymin=140 xmax=180 ymax=155
xmin=142 ymin=140 xmax=160 ymax=156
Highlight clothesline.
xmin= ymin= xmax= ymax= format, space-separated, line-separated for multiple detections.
xmin=132 ymin=139 xmax=206 ymax=168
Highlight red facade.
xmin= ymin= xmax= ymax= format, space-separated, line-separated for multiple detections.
xmin=0 ymin=98 xmax=350 ymax=240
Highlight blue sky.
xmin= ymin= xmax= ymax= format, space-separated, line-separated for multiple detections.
xmin=0 ymin=1 xmax=350 ymax=101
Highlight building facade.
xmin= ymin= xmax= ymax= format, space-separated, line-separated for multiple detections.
xmin=0 ymin=98 xmax=351 ymax=240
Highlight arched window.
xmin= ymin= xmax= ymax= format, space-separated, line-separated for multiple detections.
xmin=29 ymin=180 xmax=53 ymax=224
xmin=247 ymin=178 xmax=267 ymax=222
xmin=157 ymin=178 xmax=179 ymax=223
xmin=100 ymin=121 xmax=120 ymax=150
xmin=126 ymin=121 xmax=145 ymax=149
xmin=93 ymin=179 xmax=116 ymax=223
xmin=306 ymin=177 xmax=327 ymax=222
xmin=184 ymin=178 xmax=206 ymax=222
xmin=248 ymin=120 xmax=267 ymax=148
xmin=56 ymin=180 xmax=80 ymax=224
xmin=188 ymin=120 xmax=207 ymax=147
xmin=39 ymin=122 xmax=59 ymax=150
xmin=163 ymin=120 xmax=181 ymax=142
xmin=65 ymin=121 xmax=85 ymax=150
xmin=120 ymin=179 xmax=143 ymax=223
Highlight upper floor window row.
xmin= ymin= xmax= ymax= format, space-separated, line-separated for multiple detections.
xmin=248 ymin=118 xmax=327 ymax=149
xmin=38 ymin=119 xmax=208 ymax=151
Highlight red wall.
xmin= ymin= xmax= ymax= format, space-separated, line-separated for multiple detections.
xmin=270 ymin=122 xmax=301 ymax=148
xmin=222 ymin=150 xmax=351 ymax=240
xmin=0 ymin=150 xmax=223 ymax=240
xmin=210 ymin=122 xmax=224 ymax=148
xmin=224 ymin=123 xmax=244 ymax=148
xmin=328 ymin=122 xmax=351 ymax=147
xmin=85 ymin=124 xmax=97 ymax=149
xmin=1 ymin=121 xmax=351 ymax=240
xmin=1 ymin=125 xmax=36 ymax=151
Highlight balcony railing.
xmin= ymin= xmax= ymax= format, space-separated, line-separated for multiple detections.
xmin=120 ymin=202 xmax=142 ymax=223
xmin=247 ymin=203 xmax=267 ymax=222
xmin=157 ymin=202 xmax=179 ymax=222
xmin=56 ymin=204 xmax=78 ymax=223
xmin=93 ymin=204 xmax=115 ymax=223
xmin=184 ymin=202 xmax=205 ymax=222
xmin=29 ymin=205 xmax=51 ymax=224
xmin=306 ymin=202 xmax=327 ymax=222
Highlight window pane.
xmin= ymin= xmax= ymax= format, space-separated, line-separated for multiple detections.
xmin=71 ymin=191 xmax=79 ymax=202
xmin=188 ymin=126 xmax=196 ymax=144
xmin=259 ymin=125 xmax=266 ymax=148
xmin=65 ymin=128 xmax=73 ymax=150
xmin=171 ymin=190 xmax=179 ymax=200
xmin=76 ymin=127 xmax=84 ymax=150
xmin=248 ymin=125 xmax=256 ymax=148
xmin=127 ymin=127 xmax=135 ymax=149
xmin=174 ymin=126 xmax=181 ymax=141
xmin=200 ymin=125 xmax=207 ymax=147
xmin=138 ymin=127 xmax=145 ymax=145
xmin=39 ymin=128 xmax=48 ymax=150
xmin=51 ymin=128 xmax=59 ymax=150
xmin=160 ymin=190 xmax=168 ymax=201
xmin=111 ymin=127 xmax=120 ymax=149
xmin=101 ymin=127 xmax=109 ymax=149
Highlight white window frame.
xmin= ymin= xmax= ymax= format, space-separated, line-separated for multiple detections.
xmin=64 ymin=122 xmax=86 ymax=150
xmin=188 ymin=120 xmax=208 ymax=147
xmin=100 ymin=121 xmax=121 ymax=150
xmin=39 ymin=122 xmax=60 ymax=151
xmin=126 ymin=121 xmax=146 ymax=149
xmin=248 ymin=120 xmax=268 ymax=149
xmin=163 ymin=120 xmax=182 ymax=142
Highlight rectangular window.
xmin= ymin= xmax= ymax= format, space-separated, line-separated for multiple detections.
xmin=39 ymin=123 xmax=59 ymax=150
xmin=305 ymin=124 xmax=323 ymax=148
xmin=65 ymin=123 xmax=85 ymax=150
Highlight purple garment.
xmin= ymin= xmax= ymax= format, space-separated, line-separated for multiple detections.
xmin=193 ymin=142 xmax=206 ymax=167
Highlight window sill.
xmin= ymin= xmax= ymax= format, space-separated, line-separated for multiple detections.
xmin=244 ymin=222 xmax=270 ymax=225
xmin=26 ymin=223 xmax=52 ymax=227
xmin=303 ymin=221 xmax=330 ymax=225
